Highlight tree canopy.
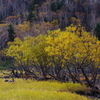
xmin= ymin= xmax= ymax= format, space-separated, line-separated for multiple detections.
xmin=6 ymin=24 xmax=100 ymax=87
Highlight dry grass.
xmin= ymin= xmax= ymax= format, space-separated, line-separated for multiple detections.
xmin=0 ymin=79 xmax=89 ymax=100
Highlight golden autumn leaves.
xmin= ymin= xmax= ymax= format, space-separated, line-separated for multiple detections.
xmin=5 ymin=24 xmax=100 ymax=87
xmin=6 ymin=25 xmax=100 ymax=68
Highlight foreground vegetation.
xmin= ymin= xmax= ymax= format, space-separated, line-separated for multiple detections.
xmin=0 ymin=79 xmax=89 ymax=100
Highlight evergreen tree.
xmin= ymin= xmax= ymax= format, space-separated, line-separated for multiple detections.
xmin=28 ymin=0 xmax=35 ymax=22
xmin=7 ymin=24 xmax=15 ymax=42
xmin=94 ymin=23 xmax=100 ymax=40
xmin=50 ymin=0 xmax=64 ymax=12
xmin=27 ymin=11 xmax=35 ymax=22
xmin=29 ymin=0 xmax=35 ymax=11
xmin=50 ymin=2 xmax=57 ymax=12
xmin=44 ymin=17 xmax=47 ymax=22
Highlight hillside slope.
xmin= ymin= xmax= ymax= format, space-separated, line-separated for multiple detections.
xmin=0 ymin=0 xmax=100 ymax=30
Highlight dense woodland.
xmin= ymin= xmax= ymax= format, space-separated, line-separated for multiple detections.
xmin=0 ymin=1 xmax=100 ymax=97
xmin=0 ymin=0 xmax=100 ymax=30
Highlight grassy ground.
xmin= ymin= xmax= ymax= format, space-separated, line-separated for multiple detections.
xmin=0 ymin=79 xmax=89 ymax=100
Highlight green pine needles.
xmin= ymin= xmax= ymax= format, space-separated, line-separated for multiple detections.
xmin=7 ymin=24 xmax=15 ymax=42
